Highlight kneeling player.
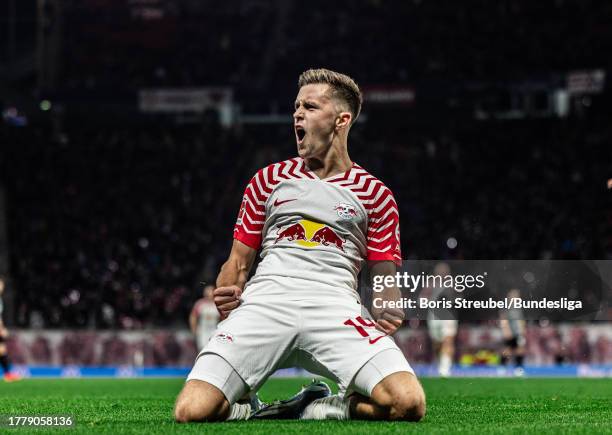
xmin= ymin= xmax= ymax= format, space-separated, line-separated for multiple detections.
xmin=174 ymin=68 xmax=425 ymax=423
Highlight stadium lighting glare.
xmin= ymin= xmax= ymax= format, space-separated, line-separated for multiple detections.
xmin=447 ymin=237 xmax=458 ymax=249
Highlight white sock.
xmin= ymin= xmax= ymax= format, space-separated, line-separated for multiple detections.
xmin=301 ymin=395 xmax=350 ymax=420
xmin=439 ymin=354 xmax=452 ymax=376
xmin=226 ymin=402 xmax=251 ymax=421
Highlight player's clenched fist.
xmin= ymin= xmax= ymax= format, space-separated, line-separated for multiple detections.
xmin=375 ymin=307 xmax=404 ymax=336
xmin=213 ymin=286 xmax=242 ymax=320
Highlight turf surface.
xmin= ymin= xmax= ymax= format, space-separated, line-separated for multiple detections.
xmin=1 ymin=377 xmax=610 ymax=434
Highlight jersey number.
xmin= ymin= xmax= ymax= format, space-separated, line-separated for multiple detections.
xmin=344 ymin=316 xmax=385 ymax=344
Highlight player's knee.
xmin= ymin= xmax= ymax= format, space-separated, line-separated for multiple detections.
xmin=391 ymin=390 xmax=426 ymax=422
xmin=174 ymin=382 xmax=227 ymax=423
xmin=174 ymin=398 xmax=201 ymax=423
xmin=174 ymin=399 xmax=196 ymax=423
xmin=174 ymin=397 xmax=223 ymax=423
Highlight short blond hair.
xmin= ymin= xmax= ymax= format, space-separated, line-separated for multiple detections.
xmin=298 ymin=68 xmax=362 ymax=123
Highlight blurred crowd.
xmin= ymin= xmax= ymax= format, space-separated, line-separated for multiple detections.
xmin=5 ymin=324 xmax=610 ymax=366
xmin=398 ymin=323 xmax=612 ymax=365
xmin=1 ymin=113 xmax=610 ymax=328
xmin=7 ymin=330 xmax=196 ymax=367
xmin=2 ymin=121 xmax=250 ymax=328
xmin=59 ymin=0 xmax=612 ymax=99
xmin=1 ymin=0 xmax=610 ymax=329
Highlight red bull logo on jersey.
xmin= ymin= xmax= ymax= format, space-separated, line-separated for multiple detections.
xmin=275 ymin=223 xmax=307 ymax=242
xmin=275 ymin=220 xmax=345 ymax=251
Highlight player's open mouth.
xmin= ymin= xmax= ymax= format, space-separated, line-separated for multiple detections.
xmin=295 ymin=126 xmax=306 ymax=143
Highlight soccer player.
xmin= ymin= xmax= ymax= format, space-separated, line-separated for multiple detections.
xmin=426 ymin=263 xmax=458 ymax=377
xmin=189 ymin=284 xmax=220 ymax=350
xmin=500 ymin=288 xmax=526 ymax=376
xmin=0 ymin=277 xmax=20 ymax=381
xmin=174 ymin=68 xmax=425 ymax=423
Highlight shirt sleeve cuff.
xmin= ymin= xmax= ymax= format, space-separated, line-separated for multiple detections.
xmin=233 ymin=231 xmax=261 ymax=250
xmin=367 ymin=252 xmax=402 ymax=267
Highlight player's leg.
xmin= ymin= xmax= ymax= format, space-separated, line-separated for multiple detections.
xmin=428 ymin=320 xmax=442 ymax=370
xmin=350 ymin=372 xmax=425 ymax=421
xmin=438 ymin=321 xmax=457 ymax=377
xmin=432 ymin=340 xmax=441 ymax=356
xmin=513 ymin=335 xmax=526 ymax=376
xmin=0 ymin=341 xmax=9 ymax=374
xmin=297 ymin=300 xmax=425 ymax=421
xmin=438 ymin=335 xmax=454 ymax=376
xmin=515 ymin=342 xmax=525 ymax=367
xmin=175 ymin=294 xmax=298 ymax=422
xmin=174 ymin=353 xmax=250 ymax=422
xmin=302 ymin=348 xmax=425 ymax=421
xmin=0 ymin=337 xmax=19 ymax=381
xmin=501 ymin=336 xmax=516 ymax=367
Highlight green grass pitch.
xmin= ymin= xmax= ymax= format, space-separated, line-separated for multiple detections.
xmin=1 ymin=377 xmax=611 ymax=434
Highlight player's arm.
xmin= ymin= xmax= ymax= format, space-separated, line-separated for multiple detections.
xmin=368 ymin=260 xmax=405 ymax=336
xmin=213 ymin=239 xmax=257 ymax=319
xmin=214 ymin=170 xmax=267 ymax=319
xmin=365 ymin=185 xmax=403 ymax=335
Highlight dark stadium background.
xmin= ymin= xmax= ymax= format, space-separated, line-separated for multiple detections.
xmin=0 ymin=0 xmax=610 ymax=372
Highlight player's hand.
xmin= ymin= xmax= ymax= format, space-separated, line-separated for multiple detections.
xmin=0 ymin=326 xmax=8 ymax=339
xmin=213 ymin=286 xmax=243 ymax=320
xmin=375 ymin=307 xmax=404 ymax=336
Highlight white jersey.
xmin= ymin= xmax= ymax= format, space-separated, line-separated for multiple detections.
xmin=233 ymin=157 xmax=401 ymax=300
xmin=190 ymin=158 xmax=412 ymax=396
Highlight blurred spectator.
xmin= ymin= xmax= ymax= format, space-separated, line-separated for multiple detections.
xmin=100 ymin=335 xmax=129 ymax=366
xmin=30 ymin=336 xmax=52 ymax=365
xmin=59 ymin=333 xmax=95 ymax=365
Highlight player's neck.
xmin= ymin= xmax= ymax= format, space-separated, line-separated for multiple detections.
xmin=305 ymin=145 xmax=352 ymax=179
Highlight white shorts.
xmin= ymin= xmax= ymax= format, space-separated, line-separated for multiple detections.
xmin=187 ymin=279 xmax=414 ymax=398
xmin=187 ymin=347 xmax=413 ymax=404
xmin=428 ymin=319 xmax=458 ymax=342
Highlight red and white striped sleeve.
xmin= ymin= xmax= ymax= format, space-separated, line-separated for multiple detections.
xmin=366 ymin=186 xmax=402 ymax=266
xmin=233 ymin=168 xmax=271 ymax=250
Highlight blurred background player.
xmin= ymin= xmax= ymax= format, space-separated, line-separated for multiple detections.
xmin=425 ymin=263 xmax=458 ymax=377
xmin=189 ymin=284 xmax=220 ymax=350
xmin=0 ymin=278 xmax=20 ymax=381
xmin=500 ymin=288 xmax=527 ymax=376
